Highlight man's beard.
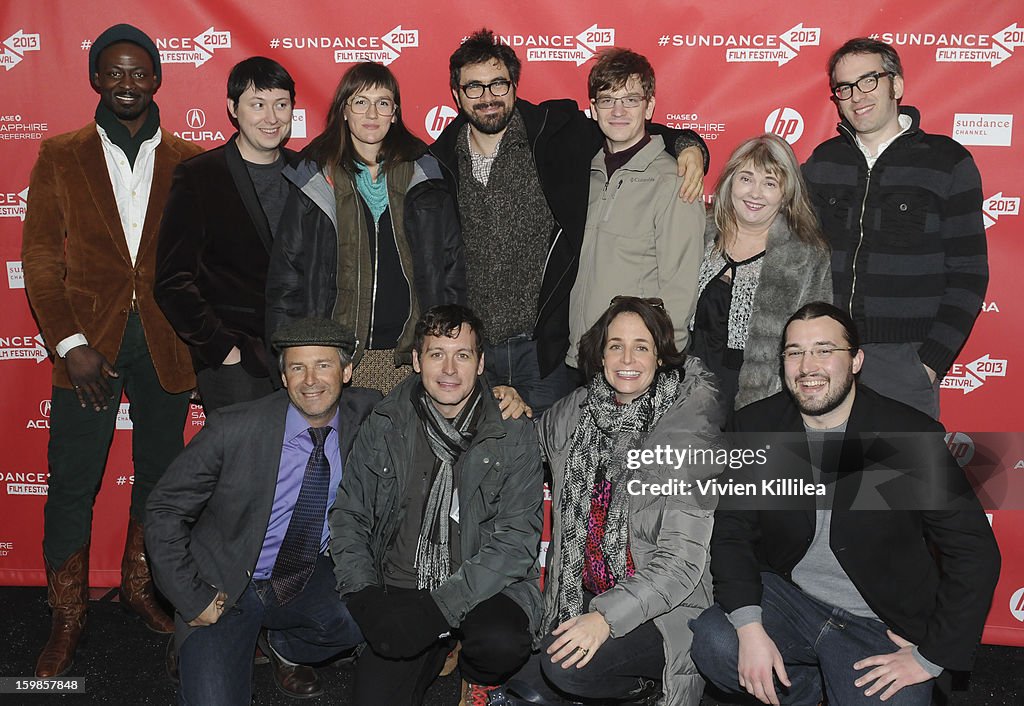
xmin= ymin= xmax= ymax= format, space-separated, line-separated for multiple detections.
xmin=465 ymin=100 xmax=513 ymax=135
xmin=788 ymin=372 xmax=855 ymax=418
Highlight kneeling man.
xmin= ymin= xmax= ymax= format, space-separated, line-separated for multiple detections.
xmin=331 ymin=304 xmax=543 ymax=705
xmin=147 ymin=318 xmax=378 ymax=704
xmin=690 ymin=302 xmax=999 ymax=705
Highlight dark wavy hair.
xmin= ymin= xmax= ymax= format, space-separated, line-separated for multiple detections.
xmin=303 ymin=62 xmax=425 ymax=175
xmin=413 ymin=304 xmax=486 ymax=357
xmin=449 ymin=28 xmax=522 ymax=92
xmin=588 ymin=48 xmax=655 ymax=100
xmin=577 ymin=297 xmax=686 ymax=381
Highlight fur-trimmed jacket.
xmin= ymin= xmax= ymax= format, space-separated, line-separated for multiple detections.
xmin=693 ymin=219 xmax=832 ymax=410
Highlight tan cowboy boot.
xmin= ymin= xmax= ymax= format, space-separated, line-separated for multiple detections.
xmin=119 ymin=518 xmax=174 ymax=633
xmin=35 ymin=546 xmax=89 ymax=677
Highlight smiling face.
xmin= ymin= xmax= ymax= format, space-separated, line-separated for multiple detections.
xmin=91 ymin=42 xmax=159 ymax=136
xmin=413 ymin=324 xmax=485 ymax=418
xmin=591 ymin=75 xmax=655 ymax=153
xmin=832 ymin=52 xmax=904 ymax=151
xmin=281 ymin=345 xmax=351 ymax=427
xmin=602 ymin=312 xmax=660 ymax=404
xmin=343 ymin=83 xmax=396 ymax=161
xmin=730 ymin=161 xmax=785 ymax=233
xmin=782 ymin=316 xmax=864 ymax=428
xmin=229 ymin=85 xmax=293 ymax=164
xmin=453 ymin=58 xmax=516 ymax=136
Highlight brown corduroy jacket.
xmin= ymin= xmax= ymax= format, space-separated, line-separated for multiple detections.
xmin=22 ymin=122 xmax=202 ymax=392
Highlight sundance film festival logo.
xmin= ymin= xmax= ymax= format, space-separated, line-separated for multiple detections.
xmin=765 ymin=108 xmax=804 ymax=144
xmin=270 ymin=26 xmax=419 ymax=66
xmin=156 ymin=27 xmax=231 ymax=67
xmin=0 ymin=29 xmax=40 ymax=71
xmin=497 ymin=25 xmax=615 ymax=66
xmin=983 ymin=191 xmax=1019 ymax=229
xmin=4 ymin=471 xmax=48 ymax=495
xmin=940 ymin=354 xmax=1008 ymax=395
xmin=0 ymin=187 xmax=27 ymax=221
xmin=872 ymin=25 xmax=1022 ymax=66
xmin=664 ymin=23 xmax=819 ymax=66
xmin=0 ymin=333 xmax=47 ymax=362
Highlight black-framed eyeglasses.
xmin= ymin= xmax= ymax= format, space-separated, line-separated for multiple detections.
xmin=460 ymin=79 xmax=513 ymax=99
xmin=831 ymin=71 xmax=893 ymax=101
xmin=593 ymin=94 xmax=647 ymax=110
xmin=347 ymin=96 xmax=396 ymax=116
xmin=780 ymin=346 xmax=854 ymax=361
xmin=610 ymin=295 xmax=665 ymax=310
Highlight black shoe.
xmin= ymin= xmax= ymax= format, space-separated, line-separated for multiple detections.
xmin=258 ymin=631 xmax=324 ymax=699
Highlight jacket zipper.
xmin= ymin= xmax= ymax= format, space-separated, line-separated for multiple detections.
xmin=531 ymin=108 xmax=571 ymax=330
xmin=601 ymin=177 xmax=624 ymax=223
xmin=367 ymin=216 xmax=380 ymax=349
xmin=390 ymin=206 xmax=415 ymax=349
xmin=850 ymin=166 xmax=871 ymax=318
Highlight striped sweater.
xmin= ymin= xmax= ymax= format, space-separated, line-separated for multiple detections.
xmin=802 ymin=105 xmax=987 ymax=377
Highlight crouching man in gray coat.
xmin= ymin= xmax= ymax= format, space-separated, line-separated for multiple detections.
xmin=330 ymin=304 xmax=543 ymax=706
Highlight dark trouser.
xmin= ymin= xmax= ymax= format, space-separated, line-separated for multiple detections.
xmin=858 ymin=343 xmax=940 ymax=420
xmin=483 ymin=335 xmax=578 ymax=415
xmin=354 ymin=590 xmax=532 ymax=706
xmin=43 ymin=314 xmax=189 ymax=566
xmin=689 ymin=572 xmax=934 ymax=706
xmin=196 ymin=362 xmax=275 ymax=413
xmin=509 ymin=595 xmax=665 ymax=704
xmin=177 ymin=555 xmax=361 ymax=706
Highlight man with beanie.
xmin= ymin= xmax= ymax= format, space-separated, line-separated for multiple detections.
xmin=21 ymin=24 xmax=202 ymax=677
xmin=331 ymin=304 xmax=543 ymax=706
xmin=147 ymin=317 xmax=376 ymax=704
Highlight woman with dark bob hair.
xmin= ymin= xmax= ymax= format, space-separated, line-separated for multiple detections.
xmin=266 ymin=62 xmax=466 ymax=393
xmin=508 ymin=296 xmax=724 ymax=706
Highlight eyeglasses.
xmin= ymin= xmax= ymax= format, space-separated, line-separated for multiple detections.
xmin=593 ymin=94 xmax=647 ymax=110
xmin=781 ymin=347 xmax=854 ymax=361
xmin=831 ymin=71 xmax=893 ymax=101
xmin=459 ymin=79 xmax=513 ymax=99
xmin=610 ymin=296 xmax=665 ymax=310
xmin=347 ymin=96 xmax=396 ymax=116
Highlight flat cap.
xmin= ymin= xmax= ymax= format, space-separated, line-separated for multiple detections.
xmin=89 ymin=24 xmax=162 ymax=82
xmin=271 ymin=317 xmax=356 ymax=355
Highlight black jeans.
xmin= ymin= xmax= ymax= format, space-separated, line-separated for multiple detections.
xmin=354 ymin=589 xmax=532 ymax=706
xmin=509 ymin=594 xmax=665 ymax=704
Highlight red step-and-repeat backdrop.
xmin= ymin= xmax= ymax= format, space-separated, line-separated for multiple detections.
xmin=1 ymin=1 xmax=1021 ymax=646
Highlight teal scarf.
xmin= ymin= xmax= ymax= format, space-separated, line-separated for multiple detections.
xmin=354 ymin=163 xmax=389 ymax=222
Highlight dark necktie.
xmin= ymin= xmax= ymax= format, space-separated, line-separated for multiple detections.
xmin=271 ymin=426 xmax=332 ymax=603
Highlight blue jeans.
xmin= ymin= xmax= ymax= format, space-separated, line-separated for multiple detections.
xmin=690 ymin=573 xmax=934 ymax=706
xmin=177 ymin=555 xmax=361 ymax=706
xmin=483 ymin=335 xmax=577 ymax=415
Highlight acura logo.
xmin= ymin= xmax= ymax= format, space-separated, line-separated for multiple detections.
xmin=39 ymin=399 xmax=51 ymax=417
xmin=186 ymin=108 xmax=207 ymax=129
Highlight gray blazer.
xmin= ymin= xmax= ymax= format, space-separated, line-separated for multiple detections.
xmin=146 ymin=387 xmax=379 ymax=648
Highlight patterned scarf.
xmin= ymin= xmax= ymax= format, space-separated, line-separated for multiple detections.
xmin=411 ymin=379 xmax=483 ymax=590
xmin=553 ymin=369 xmax=681 ymax=624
